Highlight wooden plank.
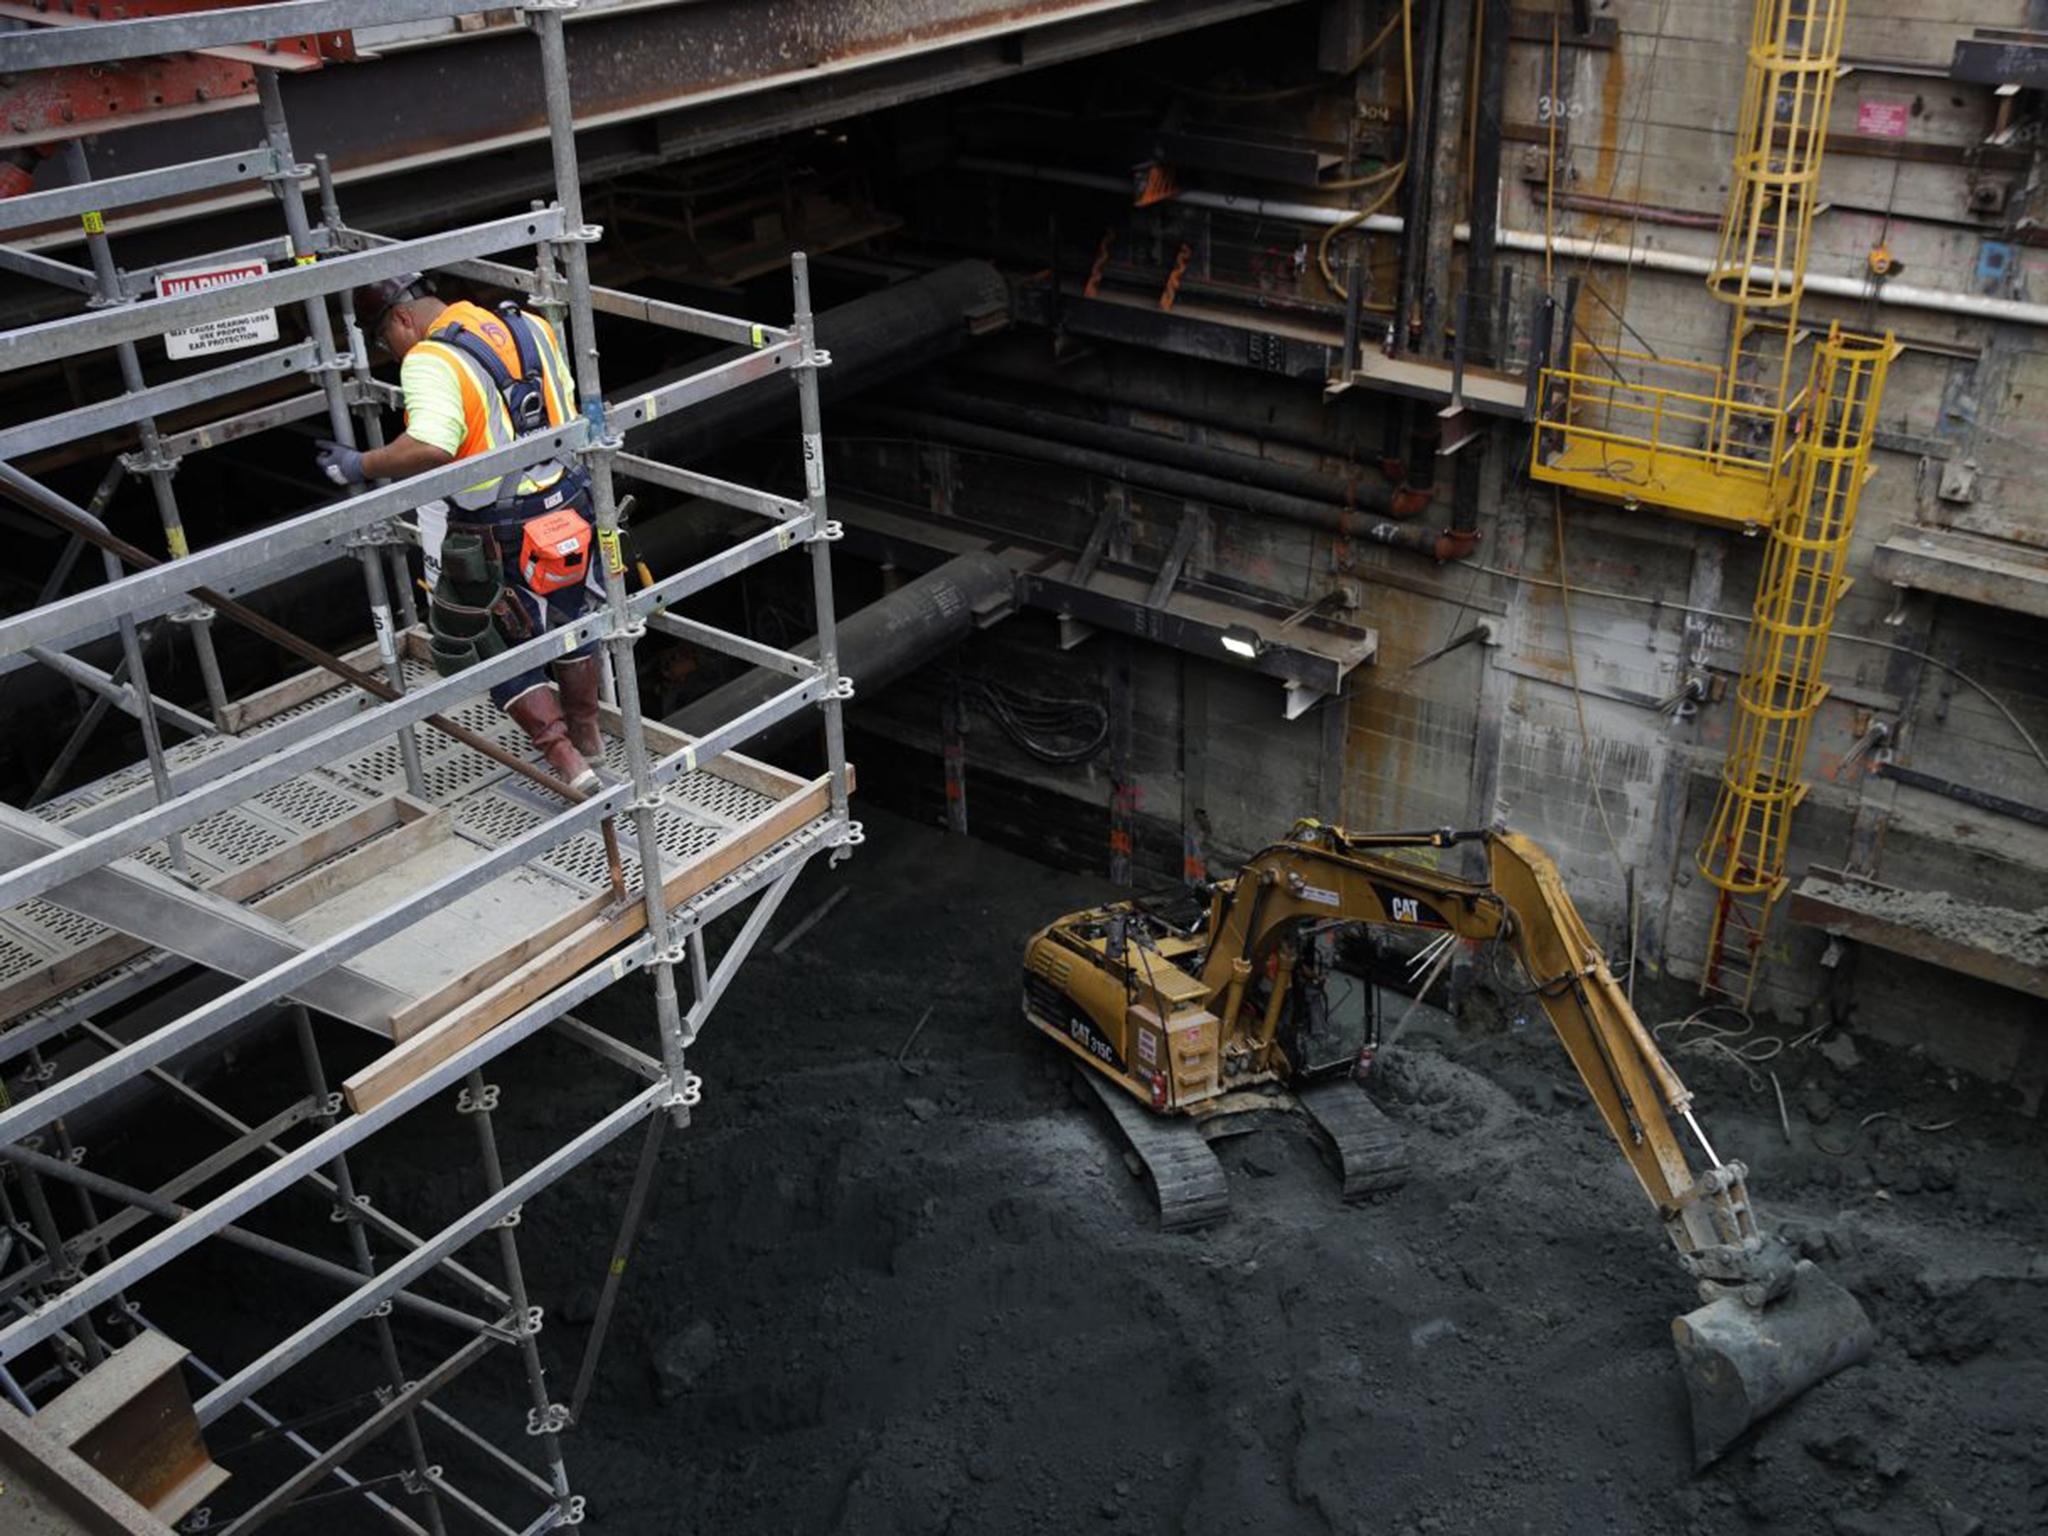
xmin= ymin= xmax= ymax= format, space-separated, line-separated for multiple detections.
xmin=219 ymin=639 xmax=384 ymax=733
xmin=249 ymin=805 xmax=445 ymax=926
xmin=343 ymin=775 xmax=835 ymax=1113
xmin=386 ymin=892 xmax=610 ymax=1043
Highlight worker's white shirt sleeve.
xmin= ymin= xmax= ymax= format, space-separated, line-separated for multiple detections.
xmin=399 ymin=348 xmax=468 ymax=458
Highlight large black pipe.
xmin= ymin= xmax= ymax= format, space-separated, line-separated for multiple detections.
xmin=1467 ymin=0 xmax=1512 ymax=364
xmin=858 ymin=405 xmax=1403 ymax=534
xmin=905 ymin=387 xmax=1389 ymax=510
xmin=629 ymin=260 xmax=1009 ymax=464
xmin=670 ymin=551 xmax=1013 ymax=752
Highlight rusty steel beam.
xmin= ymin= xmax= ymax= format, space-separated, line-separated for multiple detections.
xmin=59 ymin=0 xmax=1294 ymax=235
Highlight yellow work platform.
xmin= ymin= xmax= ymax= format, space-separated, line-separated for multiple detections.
xmin=1530 ymin=438 xmax=1785 ymax=533
xmin=1528 ymin=344 xmax=1797 ymax=534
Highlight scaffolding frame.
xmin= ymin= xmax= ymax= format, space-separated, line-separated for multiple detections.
xmin=0 ymin=4 xmax=854 ymax=1531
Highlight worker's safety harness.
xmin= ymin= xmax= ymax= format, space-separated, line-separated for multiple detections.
xmin=426 ymin=304 xmax=595 ymax=678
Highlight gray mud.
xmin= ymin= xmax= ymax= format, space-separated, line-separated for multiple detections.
xmin=293 ymin=808 xmax=2045 ymax=1534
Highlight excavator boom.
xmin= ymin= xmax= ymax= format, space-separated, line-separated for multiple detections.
xmin=1023 ymin=819 xmax=1874 ymax=1463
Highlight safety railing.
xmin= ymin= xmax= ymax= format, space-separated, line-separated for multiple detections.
xmin=1527 ymin=343 xmax=1802 ymax=528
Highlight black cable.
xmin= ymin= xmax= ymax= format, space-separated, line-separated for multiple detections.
xmin=955 ymin=675 xmax=1110 ymax=764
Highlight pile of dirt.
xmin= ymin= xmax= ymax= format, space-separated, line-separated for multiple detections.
xmin=162 ymin=808 xmax=2045 ymax=1533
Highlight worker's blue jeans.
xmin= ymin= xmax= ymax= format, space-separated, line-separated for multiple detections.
xmin=446 ymin=478 xmax=596 ymax=709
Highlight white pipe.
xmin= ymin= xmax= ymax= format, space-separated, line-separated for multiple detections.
xmin=961 ymin=157 xmax=2048 ymax=329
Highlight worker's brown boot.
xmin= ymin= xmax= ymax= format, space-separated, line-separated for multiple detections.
xmin=553 ymin=654 xmax=605 ymax=760
xmin=503 ymin=684 xmax=599 ymax=795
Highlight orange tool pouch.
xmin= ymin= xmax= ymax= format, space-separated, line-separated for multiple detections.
xmin=518 ymin=507 xmax=593 ymax=596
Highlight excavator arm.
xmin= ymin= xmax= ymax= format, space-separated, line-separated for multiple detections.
xmin=1203 ymin=820 xmax=1874 ymax=1461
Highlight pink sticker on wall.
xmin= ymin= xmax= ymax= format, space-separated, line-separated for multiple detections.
xmin=1858 ymin=99 xmax=1911 ymax=139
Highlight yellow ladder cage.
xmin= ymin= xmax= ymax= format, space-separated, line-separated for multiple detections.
xmin=1529 ymin=0 xmax=1848 ymax=533
xmin=1695 ymin=326 xmax=1896 ymax=1005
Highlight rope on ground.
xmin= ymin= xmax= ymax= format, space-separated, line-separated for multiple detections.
xmin=1811 ymin=1109 xmax=1958 ymax=1158
xmin=1650 ymin=1006 xmax=1784 ymax=1092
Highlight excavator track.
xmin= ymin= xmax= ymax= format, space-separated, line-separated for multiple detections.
xmin=1295 ymin=1080 xmax=1408 ymax=1199
xmin=1076 ymin=1067 xmax=1230 ymax=1231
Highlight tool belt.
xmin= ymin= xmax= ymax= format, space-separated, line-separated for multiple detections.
xmin=427 ymin=528 xmax=534 ymax=678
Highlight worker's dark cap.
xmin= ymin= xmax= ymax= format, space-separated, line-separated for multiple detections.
xmin=351 ymin=272 xmax=432 ymax=335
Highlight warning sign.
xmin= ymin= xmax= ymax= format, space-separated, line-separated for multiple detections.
xmin=155 ymin=260 xmax=278 ymax=359
xmin=1857 ymin=99 xmax=1911 ymax=140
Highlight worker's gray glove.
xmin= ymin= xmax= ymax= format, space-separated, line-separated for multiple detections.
xmin=315 ymin=439 xmax=364 ymax=487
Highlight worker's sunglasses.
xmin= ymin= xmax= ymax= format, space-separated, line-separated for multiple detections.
xmin=368 ymin=312 xmax=398 ymax=359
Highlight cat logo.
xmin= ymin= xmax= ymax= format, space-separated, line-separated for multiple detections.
xmin=1371 ymin=883 xmax=1449 ymax=928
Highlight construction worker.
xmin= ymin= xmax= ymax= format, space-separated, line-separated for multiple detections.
xmin=317 ymin=273 xmax=602 ymax=792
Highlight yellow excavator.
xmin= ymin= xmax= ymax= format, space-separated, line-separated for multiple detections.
xmin=1022 ymin=820 xmax=1874 ymax=1465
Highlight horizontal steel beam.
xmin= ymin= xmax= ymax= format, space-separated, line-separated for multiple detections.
xmin=628 ymin=513 xmax=820 ymax=630
xmin=0 ymin=208 xmax=562 ymax=372
xmin=121 ymin=230 xmax=332 ymax=301
xmin=610 ymin=340 xmax=803 ymax=435
xmin=25 ymin=643 xmax=214 ymax=737
xmin=0 ymin=0 xmax=476 ymax=69
xmin=0 ymin=423 xmax=582 ymax=660
xmin=155 ymin=389 xmax=334 ymax=460
xmin=615 ymin=452 xmax=804 ymax=522
xmin=0 ymin=341 xmax=322 ymax=461
xmin=0 ymin=148 xmax=281 ymax=234
xmin=329 ymin=228 xmax=791 ymax=348
xmin=0 ymin=531 xmax=355 ymax=682
xmin=647 ymin=612 xmax=818 ymax=679
xmin=0 ymin=952 xmax=188 ymax=1068
xmin=0 ymin=245 xmax=97 ymax=296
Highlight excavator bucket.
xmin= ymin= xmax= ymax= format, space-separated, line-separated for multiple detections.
xmin=1671 ymin=1260 xmax=1875 ymax=1467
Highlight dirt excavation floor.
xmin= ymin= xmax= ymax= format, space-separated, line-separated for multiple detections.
xmin=159 ymin=807 xmax=2045 ymax=1534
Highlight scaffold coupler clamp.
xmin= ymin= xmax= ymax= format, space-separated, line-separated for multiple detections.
xmin=119 ymin=446 xmax=181 ymax=479
xmin=829 ymin=817 xmax=866 ymax=869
